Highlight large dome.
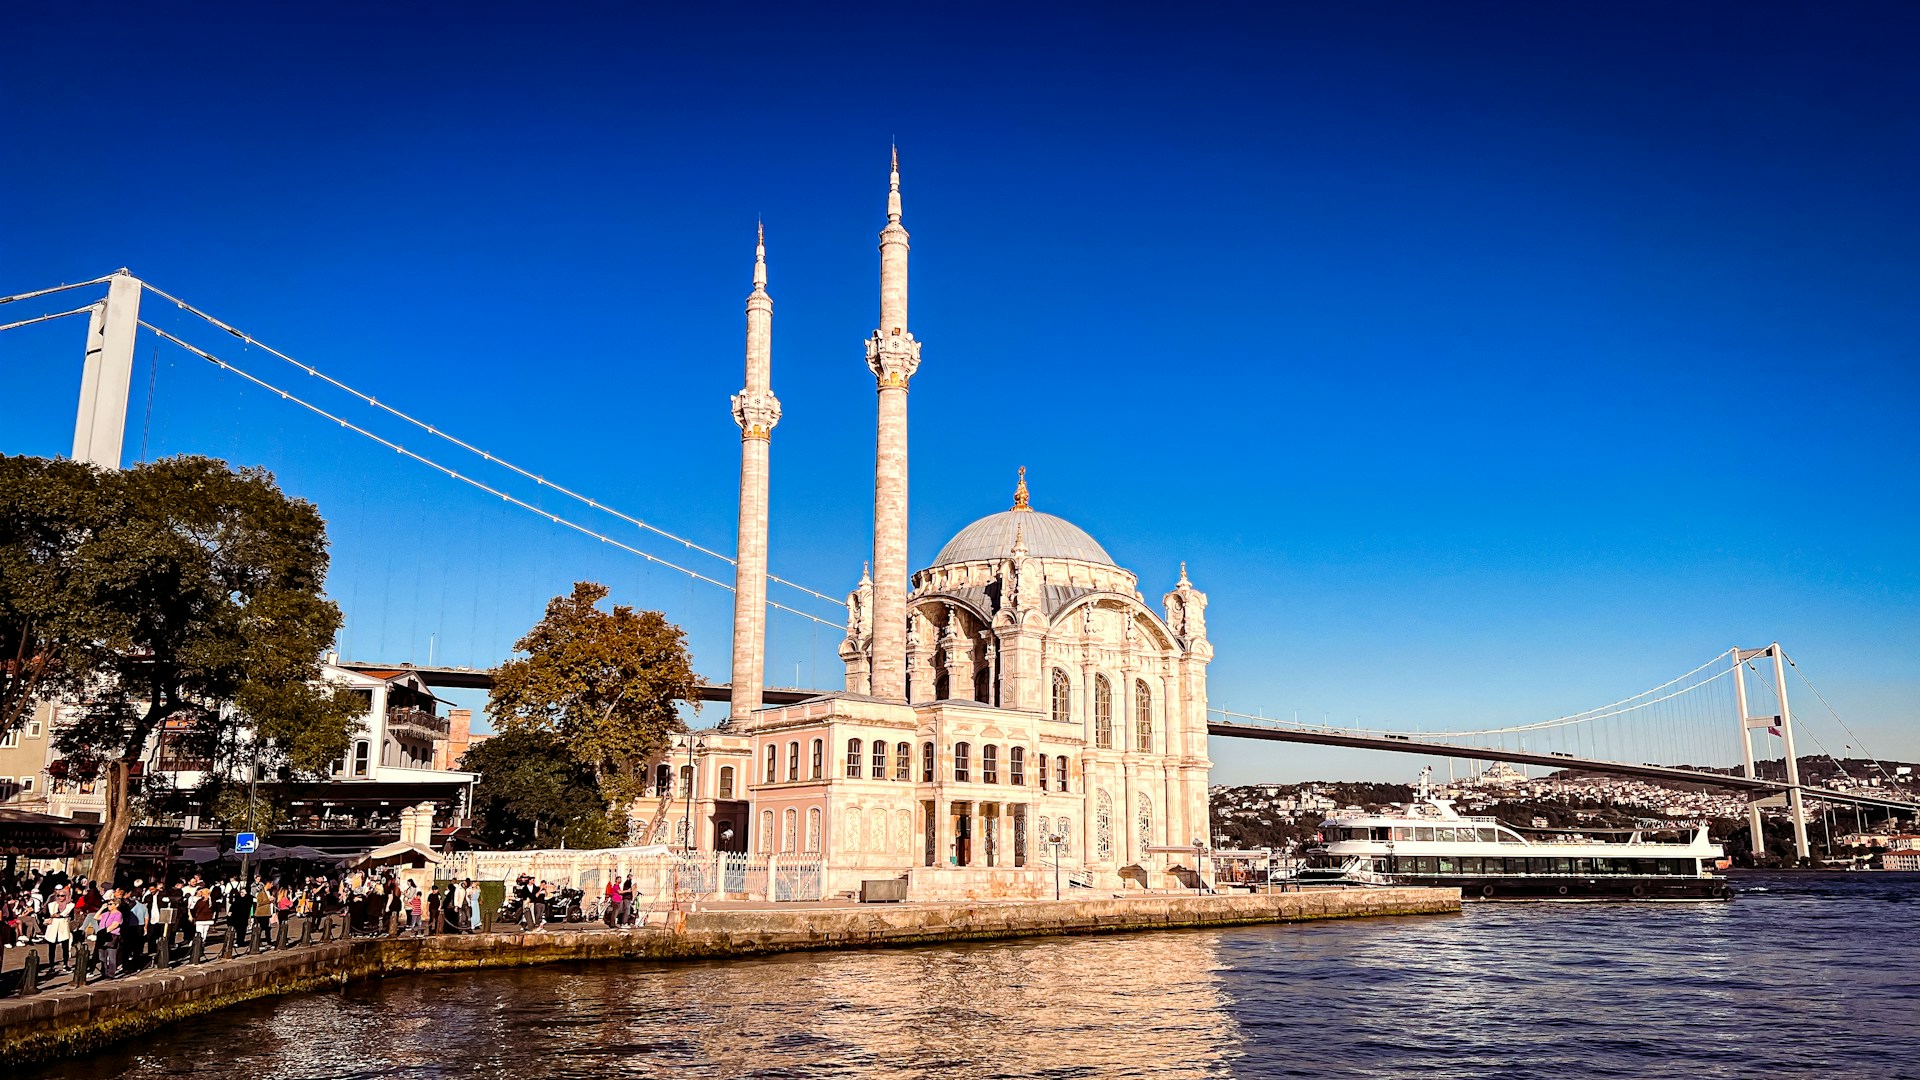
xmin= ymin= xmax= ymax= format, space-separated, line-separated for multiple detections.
xmin=930 ymin=508 xmax=1115 ymax=567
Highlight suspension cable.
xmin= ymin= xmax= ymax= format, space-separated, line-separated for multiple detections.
xmin=0 ymin=276 xmax=115 ymax=306
xmin=1782 ymin=650 xmax=1895 ymax=781
xmin=139 ymin=321 xmax=844 ymax=631
xmin=137 ymin=280 xmax=846 ymax=611
xmin=0 ymin=304 xmax=98 ymax=334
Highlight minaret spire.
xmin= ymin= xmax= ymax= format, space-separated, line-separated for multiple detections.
xmin=864 ymin=146 xmax=922 ymax=700
xmin=730 ymin=224 xmax=781 ymax=721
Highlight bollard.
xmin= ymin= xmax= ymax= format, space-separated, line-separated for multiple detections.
xmin=21 ymin=948 xmax=40 ymax=996
xmin=157 ymin=928 xmax=172 ymax=968
xmin=191 ymin=931 xmax=205 ymax=965
xmin=70 ymin=940 xmax=89 ymax=987
xmin=275 ymin=918 xmax=289 ymax=950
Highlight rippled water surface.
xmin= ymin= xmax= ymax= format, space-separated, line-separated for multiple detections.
xmin=30 ymin=873 xmax=1920 ymax=1079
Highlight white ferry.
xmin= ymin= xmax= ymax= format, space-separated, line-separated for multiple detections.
xmin=1294 ymin=770 xmax=1733 ymax=901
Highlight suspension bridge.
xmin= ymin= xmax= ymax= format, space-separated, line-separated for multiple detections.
xmin=5 ymin=270 xmax=1915 ymax=862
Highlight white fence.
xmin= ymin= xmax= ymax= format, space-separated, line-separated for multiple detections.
xmin=441 ymin=848 xmax=824 ymax=903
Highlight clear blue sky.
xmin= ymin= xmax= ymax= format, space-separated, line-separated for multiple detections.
xmin=4 ymin=3 xmax=1916 ymax=783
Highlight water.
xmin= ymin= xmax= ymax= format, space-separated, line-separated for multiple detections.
xmin=29 ymin=873 xmax=1920 ymax=1079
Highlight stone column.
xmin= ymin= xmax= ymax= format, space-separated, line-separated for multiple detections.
xmin=866 ymin=151 xmax=920 ymax=701
xmin=730 ymin=227 xmax=780 ymax=721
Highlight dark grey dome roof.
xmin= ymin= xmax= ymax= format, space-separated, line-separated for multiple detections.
xmin=930 ymin=508 xmax=1115 ymax=567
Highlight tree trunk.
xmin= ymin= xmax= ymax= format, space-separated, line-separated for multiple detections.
xmin=89 ymin=758 xmax=136 ymax=885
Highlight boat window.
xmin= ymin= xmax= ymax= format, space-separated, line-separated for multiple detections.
xmin=1458 ymin=858 xmax=1482 ymax=875
xmin=1371 ymin=827 xmax=1392 ymax=841
xmin=1437 ymin=857 xmax=1457 ymax=874
xmin=1415 ymin=827 xmax=1435 ymax=842
xmin=1476 ymin=827 xmax=1499 ymax=841
xmin=1552 ymin=858 xmax=1572 ymax=874
xmin=1575 ymin=859 xmax=1594 ymax=874
xmin=1415 ymin=857 xmax=1437 ymax=874
xmin=1393 ymin=827 xmax=1414 ymax=841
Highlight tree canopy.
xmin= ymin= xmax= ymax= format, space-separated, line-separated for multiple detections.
xmin=487 ymin=581 xmax=696 ymax=804
xmin=460 ymin=728 xmax=619 ymax=849
xmin=0 ymin=454 xmax=361 ymax=882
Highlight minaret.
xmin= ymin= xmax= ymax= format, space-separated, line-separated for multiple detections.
xmin=729 ymin=223 xmax=780 ymax=720
xmin=865 ymin=147 xmax=921 ymax=700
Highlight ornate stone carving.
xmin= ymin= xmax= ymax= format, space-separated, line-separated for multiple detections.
xmin=731 ymin=388 xmax=782 ymax=439
xmin=865 ymin=329 xmax=922 ymax=389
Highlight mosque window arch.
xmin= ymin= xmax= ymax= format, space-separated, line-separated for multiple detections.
xmin=1051 ymin=670 xmax=1072 ymax=725
xmin=1135 ymin=680 xmax=1153 ymax=753
xmin=847 ymin=738 xmax=864 ymax=778
xmin=954 ymin=742 xmax=971 ymax=783
xmin=974 ymin=667 xmax=991 ymax=703
xmin=806 ymin=807 xmax=821 ymax=852
xmin=845 ymin=807 xmax=863 ymax=851
xmin=1057 ymin=816 xmax=1073 ymax=854
xmin=678 ymin=764 xmax=694 ymax=798
xmin=788 ymin=741 xmax=801 ymax=782
xmin=1055 ymin=755 xmax=1068 ymax=791
xmin=655 ymin=763 xmax=672 ymax=797
xmin=1096 ymin=790 xmax=1114 ymax=862
xmin=1094 ymin=675 xmax=1114 ymax=749
xmin=872 ymin=739 xmax=887 ymax=778
xmin=764 ymin=746 xmax=777 ymax=785
xmin=934 ymin=672 xmax=949 ymax=700
xmin=1038 ymin=815 xmax=1052 ymax=845
xmin=983 ymin=744 xmax=999 ymax=784
xmin=810 ymin=738 xmax=824 ymax=779
xmin=782 ymin=808 xmax=797 ymax=853
xmin=1137 ymin=792 xmax=1153 ymax=856
xmin=922 ymin=741 xmax=935 ymax=782
xmin=1009 ymin=746 xmax=1025 ymax=786
xmin=896 ymin=741 xmax=912 ymax=781
xmin=719 ymin=766 xmax=735 ymax=799
xmin=759 ymin=809 xmax=774 ymax=852
xmin=1037 ymin=753 xmax=1050 ymax=791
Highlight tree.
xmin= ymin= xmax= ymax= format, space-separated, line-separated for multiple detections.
xmin=487 ymin=581 xmax=696 ymax=804
xmin=0 ymin=454 xmax=361 ymax=882
xmin=461 ymin=729 xmax=619 ymax=849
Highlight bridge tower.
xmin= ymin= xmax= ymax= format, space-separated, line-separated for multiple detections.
xmin=1732 ymin=643 xmax=1810 ymax=862
xmin=72 ymin=269 xmax=142 ymax=469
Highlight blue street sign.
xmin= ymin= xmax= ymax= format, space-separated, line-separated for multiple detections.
xmin=235 ymin=833 xmax=259 ymax=854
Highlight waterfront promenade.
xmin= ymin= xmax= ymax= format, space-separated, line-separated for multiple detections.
xmin=0 ymin=888 xmax=1455 ymax=1064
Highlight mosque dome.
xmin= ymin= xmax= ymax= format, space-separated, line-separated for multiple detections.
xmin=928 ymin=469 xmax=1115 ymax=567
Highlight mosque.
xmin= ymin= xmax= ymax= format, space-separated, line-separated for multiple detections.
xmin=635 ymin=154 xmax=1213 ymax=899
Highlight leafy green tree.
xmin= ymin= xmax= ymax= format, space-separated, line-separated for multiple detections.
xmin=0 ymin=454 xmax=361 ymax=882
xmin=487 ymin=581 xmax=696 ymax=803
xmin=461 ymin=728 xmax=619 ymax=848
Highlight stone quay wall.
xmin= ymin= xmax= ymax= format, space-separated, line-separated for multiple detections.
xmin=0 ymin=887 xmax=1457 ymax=1065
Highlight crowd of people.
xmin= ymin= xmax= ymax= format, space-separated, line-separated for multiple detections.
xmin=1 ymin=865 xmax=495 ymax=983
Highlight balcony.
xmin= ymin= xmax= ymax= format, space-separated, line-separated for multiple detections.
xmin=385 ymin=706 xmax=450 ymax=742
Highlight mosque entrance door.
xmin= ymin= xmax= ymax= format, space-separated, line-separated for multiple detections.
xmin=954 ymin=802 xmax=972 ymax=866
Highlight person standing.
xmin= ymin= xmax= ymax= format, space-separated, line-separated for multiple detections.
xmin=95 ymin=899 xmax=123 ymax=979
xmin=190 ymin=887 xmax=216 ymax=945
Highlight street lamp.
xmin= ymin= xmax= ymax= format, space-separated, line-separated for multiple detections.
xmin=681 ymin=732 xmax=708 ymax=853
xmin=1046 ymin=834 xmax=1066 ymax=900
xmin=1192 ymin=836 xmax=1206 ymax=895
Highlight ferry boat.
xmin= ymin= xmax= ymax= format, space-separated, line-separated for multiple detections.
xmin=1294 ymin=770 xmax=1732 ymax=901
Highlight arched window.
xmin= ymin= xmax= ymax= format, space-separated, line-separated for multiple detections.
xmin=676 ymin=818 xmax=690 ymax=847
xmin=1137 ymin=792 xmax=1153 ymax=856
xmin=845 ymin=807 xmax=863 ymax=852
xmin=1051 ymin=669 xmax=1072 ymax=725
xmin=352 ymin=741 xmax=370 ymax=777
xmin=810 ymin=738 xmax=824 ymax=780
xmin=1037 ymin=753 xmax=1050 ymax=792
xmin=719 ymin=766 xmax=735 ymax=799
xmin=655 ymin=763 xmax=672 ymax=797
xmin=982 ymin=744 xmax=999 ymax=784
xmin=764 ymin=745 xmax=777 ymax=784
xmin=1037 ymin=815 xmax=1052 ymax=846
xmin=678 ymin=764 xmax=694 ymax=798
xmin=846 ymin=738 xmax=864 ymax=778
xmin=954 ymin=742 xmax=971 ymax=783
xmin=895 ymin=742 xmax=911 ymax=781
xmin=974 ymin=667 xmax=991 ymax=703
xmin=934 ymin=672 xmax=949 ymax=701
xmin=787 ymin=741 xmax=800 ymax=782
xmin=759 ymin=809 xmax=774 ymax=852
xmin=1094 ymin=675 xmax=1114 ymax=749
xmin=1055 ymin=755 xmax=1068 ymax=792
xmin=1010 ymin=746 xmax=1026 ymax=786
xmin=871 ymin=739 xmax=887 ymax=778
xmin=782 ymin=808 xmax=798 ymax=853
xmin=1135 ymin=680 xmax=1153 ymax=753
xmin=1096 ymin=790 xmax=1114 ymax=862
xmin=1057 ymin=816 xmax=1072 ymax=854
xmin=922 ymin=741 xmax=935 ymax=782
xmin=806 ymin=807 xmax=822 ymax=852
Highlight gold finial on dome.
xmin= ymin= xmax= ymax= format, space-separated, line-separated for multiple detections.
xmin=1012 ymin=466 xmax=1030 ymax=511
